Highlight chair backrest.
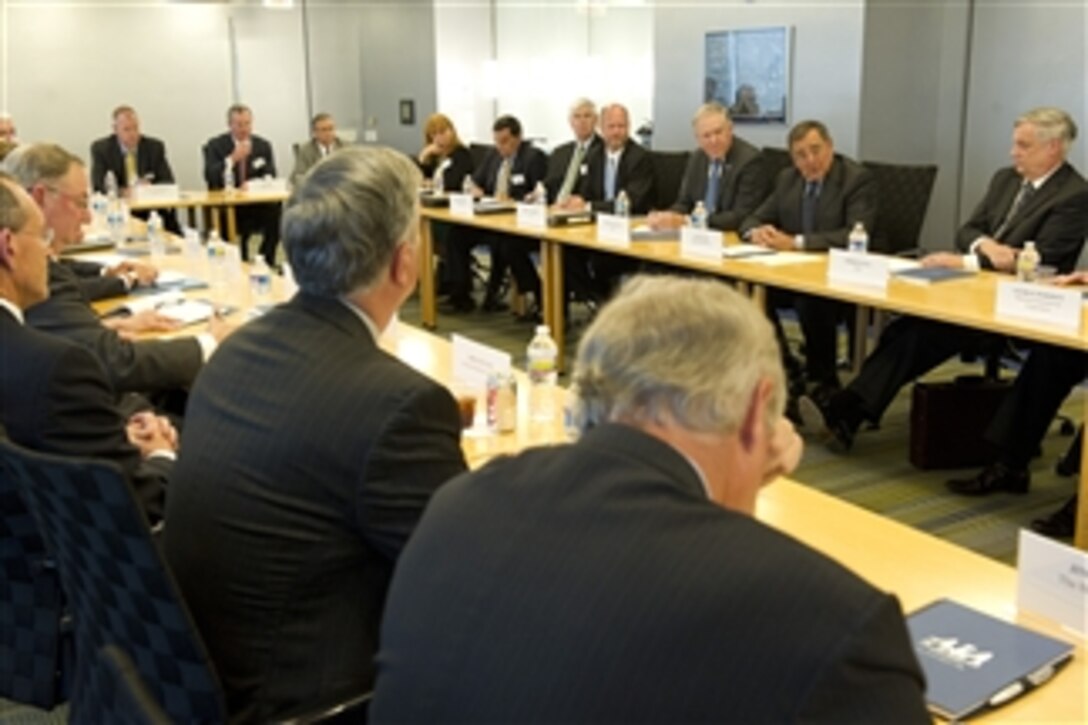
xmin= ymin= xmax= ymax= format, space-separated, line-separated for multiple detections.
xmin=861 ymin=161 xmax=938 ymax=254
xmin=649 ymin=150 xmax=690 ymax=209
xmin=0 ymin=439 xmax=226 ymax=723
xmin=761 ymin=146 xmax=794 ymax=180
xmin=0 ymin=442 xmax=68 ymax=709
xmin=468 ymin=142 xmax=493 ymax=172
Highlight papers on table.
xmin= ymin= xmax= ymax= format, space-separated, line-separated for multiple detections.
xmin=129 ymin=270 xmax=209 ymax=295
xmin=721 ymin=243 xmax=776 ymax=259
xmin=131 ymin=183 xmax=181 ymax=203
xmin=629 ymin=224 xmax=679 ymax=241
xmin=104 ymin=292 xmax=221 ymax=327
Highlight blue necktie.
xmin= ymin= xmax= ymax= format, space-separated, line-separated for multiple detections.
xmin=802 ymin=180 xmax=820 ymax=234
xmin=704 ymin=160 xmax=722 ymax=213
xmin=604 ymin=155 xmax=617 ymax=201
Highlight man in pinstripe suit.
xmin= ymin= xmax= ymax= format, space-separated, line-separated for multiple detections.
xmin=164 ymin=146 xmax=467 ymax=721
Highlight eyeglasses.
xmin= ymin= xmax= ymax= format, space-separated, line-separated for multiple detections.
xmin=43 ymin=185 xmax=90 ymax=211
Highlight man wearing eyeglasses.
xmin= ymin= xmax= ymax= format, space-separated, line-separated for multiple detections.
xmin=0 ymin=171 xmax=175 ymax=522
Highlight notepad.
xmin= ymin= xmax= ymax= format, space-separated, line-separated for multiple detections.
xmin=630 ymin=225 xmax=679 ymax=241
xmin=722 ymin=243 xmax=776 ymax=259
xmin=894 ymin=266 xmax=975 ymax=285
xmin=105 ymin=292 xmax=222 ymax=326
xmin=906 ymin=598 xmax=1074 ymax=721
xmin=473 ymin=199 xmax=517 ymax=215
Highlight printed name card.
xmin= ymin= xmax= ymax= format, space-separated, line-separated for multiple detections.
xmin=132 ymin=183 xmax=180 ymax=203
xmin=516 ymin=203 xmax=547 ymax=231
xmin=448 ymin=193 xmax=474 ymax=218
xmin=827 ymin=249 xmax=890 ymax=290
xmin=995 ymin=281 xmax=1082 ymax=333
xmin=451 ymin=334 xmax=512 ymax=390
xmin=679 ymin=227 xmax=723 ymax=262
xmin=246 ymin=177 xmax=289 ymax=194
xmin=1017 ymin=529 xmax=1088 ymax=636
xmin=595 ymin=213 xmax=631 ymax=248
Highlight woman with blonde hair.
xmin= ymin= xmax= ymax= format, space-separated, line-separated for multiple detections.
xmin=417 ymin=113 xmax=473 ymax=192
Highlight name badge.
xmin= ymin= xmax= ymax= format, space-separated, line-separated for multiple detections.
xmin=827 ymin=248 xmax=890 ymax=290
xmin=516 ymin=203 xmax=547 ymax=231
xmin=448 ymin=193 xmax=474 ymax=218
xmin=580 ymin=163 xmax=588 ymax=175
xmin=253 ymin=157 xmax=267 ymax=170
xmin=995 ymin=280 xmax=1082 ymax=333
xmin=511 ymin=173 xmax=525 ymax=185
xmin=680 ymin=226 xmax=723 ymax=262
xmin=596 ymin=213 xmax=631 ymax=248
xmin=1017 ymin=529 xmax=1088 ymax=636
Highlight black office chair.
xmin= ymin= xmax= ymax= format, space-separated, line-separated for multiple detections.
xmin=468 ymin=142 xmax=493 ymax=172
xmin=861 ymin=161 xmax=938 ymax=256
xmin=761 ymin=146 xmax=794 ymax=180
xmin=650 ymin=150 xmax=690 ymax=209
xmin=0 ymin=442 xmax=70 ymax=710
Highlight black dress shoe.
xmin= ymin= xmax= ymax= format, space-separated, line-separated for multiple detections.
xmin=515 ymin=305 xmax=542 ymax=324
xmin=798 ymin=393 xmax=855 ymax=453
xmin=481 ymin=296 xmax=509 ymax=313
xmin=946 ymin=462 xmax=1030 ymax=496
xmin=442 ymin=296 xmax=476 ymax=313
xmin=1031 ymin=495 xmax=1077 ymax=538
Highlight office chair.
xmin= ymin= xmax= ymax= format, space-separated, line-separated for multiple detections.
xmin=649 ymin=151 xmax=690 ymax=209
xmin=760 ymin=146 xmax=794 ymax=180
xmin=861 ymin=161 xmax=938 ymax=256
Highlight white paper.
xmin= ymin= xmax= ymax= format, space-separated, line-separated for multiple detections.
xmin=246 ymin=177 xmax=288 ymax=194
xmin=721 ymin=243 xmax=775 ymax=259
xmin=132 ymin=183 xmax=181 ymax=203
xmin=451 ymin=334 xmax=512 ymax=390
xmin=516 ymin=203 xmax=547 ymax=231
xmin=995 ymin=281 xmax=1082 ymax=333
xmin=827 ymin=248 xmax=890 ymax=290
xmin=1017 ymin=529 xmax=1088 ymax=636
xmin=679 ymin=227 xmax=723 ymax=261
xmin=736 ymin=251 xmax=823 ymax=266
xmin=448 ymin=193 xmax=474 ymax=218
xmin=595 ymin=213 xmax=631 ymax=248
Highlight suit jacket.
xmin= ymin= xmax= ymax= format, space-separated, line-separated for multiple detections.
xmin=163 ymin=294 xmax=468 ymax=722
xmin=372 ymin=423 xmax=928 ymax=723
xmin=579 ymin=138 xmax=654 ymax=214
xmin=472 ymin=141 xmax=548 ymax=200
xmin=203 ymin=132 xmax=277 ymax=190
xmin=417 ymin=144 xmax=474 ymax=193
xmin=90 ymin=134 xmax=175 ymax=192
xmin=290 ymin=137 xmax=346 ymax=187
xmin=956 ymin=163 xmax=1088 ymax=272
xmin=60 ymin=258 xmax=127 ymax=301
xmin=672 ymin=136 xmax=769 ymax=231
xmin=25 ymin=260 xmax=203 ymax=395
xmin=0 ymin=307 xmax=170 ymax=521
xmin=544 ymin=134 xmax=603 ymax=202
xmin=741 ymin=154 xmax=878 ymax=252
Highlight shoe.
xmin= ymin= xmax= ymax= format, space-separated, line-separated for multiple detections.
xmin=442 ymin=296 xmax=476 ymax=313
xmin=946 ymin=462 xmax=1030 ymax=496
xmin=798 ymin=392 xmax=855 ymax=453
xmin=1030 ymin=496 xmax=1077 ymax=538
xmin=481 ymin=296 xmax=509 ymax=313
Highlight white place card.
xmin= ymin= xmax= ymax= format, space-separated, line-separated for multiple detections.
xmin=246 ymin=177 xmax=289 ymax=194
xmin=995 ymin=281 xmax=1082 ymax=333
xmin=451 ymin=334 xmax=512 ymax=390
xmin=1017 ymin=529 xmax=1088 ymax=636
xmin=448 ymin=193 xmax=474 ymax=218
xmin=827 ymin=248 xmax=891 ymax=290
xmin=132 ymin=183 xmax=180 ymax=203
xmin=595 ymin=213 xmax=631 ymax=248
xmin=679 ymin=227 xmax=723 ymax=261
xmin=516 ymin=203 xmax=547 ymax=231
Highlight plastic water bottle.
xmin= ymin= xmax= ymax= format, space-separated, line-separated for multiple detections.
xmin=104 ymin=170 xmax=119 ymax=201
xmin=147 ymin=211 xmax=165 ymax=259
xmin=249 ymin=256 xmax=273 ymax=308
xmin=533 ymin=181 xmax=547 ymax=206
xmin=223 ymin=164 xmax=236 ymax=196
xmin=433 ymin=158 xmax=449 ymax=194
xmin=183 ymin=228 xmax=203 ymax=276
xmin=462 ymin=174 xmax=474 ymax=195
xmin=689 ymin=200 xmax=708 ymax=229
xmin=614 ymin=190 xmax=630 ymax=217
xmin=106 ymin=200 xmax=126 ymax=244
xmin=90 ymin=192 xmax=109 ymax=232
xmin=848 ymin=221 xmax=869 ymax=254
xmin=206 ymin=231 xmax=227 ymax=299
xmin=527 ymin=325 xmax=559 ymax=421
xmin=1016 ymin=241 xmax=1040 ymax=282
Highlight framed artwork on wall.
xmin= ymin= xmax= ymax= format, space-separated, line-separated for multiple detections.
xmin=705 ymin=26 xmax=791 ymax=124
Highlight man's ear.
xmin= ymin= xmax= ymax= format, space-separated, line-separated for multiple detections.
xmin=389 ymin=240 xmax=417 ymax=287
xmin=738 ymin=377 xmax=773 ymax=453
xmin=0 ymin=229 xmax=16 ymax=272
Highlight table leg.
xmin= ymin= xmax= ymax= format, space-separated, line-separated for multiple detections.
xmin=852 ymin=305 xmax=869 ymax=375
xmin=1076 ymin=407 xmax=1086 ymax=550
xmin=226 ymin=206 xmax=238 ymax=244
xmin=540 ymin=240 xmax=565 ymax=373
xmin=419 ymin=217 xmax=437 ymax=329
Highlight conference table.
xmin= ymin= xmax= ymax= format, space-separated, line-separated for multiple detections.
xmin=417 ymin=207 xmax=1088 ymax=550
xmin=129 ymin=188 xmax=289 ymax=245
xmin=77 ymin=245 xmax=1085 ymax=722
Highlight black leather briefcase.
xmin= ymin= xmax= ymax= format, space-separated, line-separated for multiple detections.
xmin=909 ymin=376 xmax=1011 ymax=470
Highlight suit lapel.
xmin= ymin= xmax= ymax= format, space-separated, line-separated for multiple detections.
xmin=1010 ymin=163 xmax=1068 ymax=226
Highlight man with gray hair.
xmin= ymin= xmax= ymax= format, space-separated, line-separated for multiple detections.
xmin=164 ymin=145 xmax=468 ymax=722
xmin=372 ymin=276 xmax=929 ymax=722
xmin=545 ymin=97 xmax=602 ymax=205
xmin=0 ymin=112 xmax=16 ymax=143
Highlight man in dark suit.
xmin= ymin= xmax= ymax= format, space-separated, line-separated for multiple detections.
xmin=7 ymin=143 xmax=229 ymax=397
xmin=371 ymin=276 xmax=928 ymax=723
xmin=0 ymin=172 xmax=176 ymax=523
xmin=741 ymin=120 xmax=877 ymax=394
xmin=203 ymin=103 xmax=282 ymax=264
xmin=446 ymin=114 xmax=548 ymax=316
xmin=89 ymin=105 xmax=181 ymax=234
xmin=290 ymin=111 xmax=345 ymax=187
xmin=802 ymin=107 xmax=1088 ymax=469
xmin=164 ymin=146 xmax=468 ymax=721
xmin=648 ymin=101 xmax=768 ymax=231
xmin=544 ymin=98 xmax=602 ymax=204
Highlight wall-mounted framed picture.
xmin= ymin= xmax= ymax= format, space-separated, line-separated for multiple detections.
xmin=705 ymin=26 xmax=791 ymax=124
xmin=399 ymin=99 xmax=415 ymax=126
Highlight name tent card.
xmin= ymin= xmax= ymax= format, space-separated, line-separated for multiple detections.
xmin=451 ymin=334 xmax=511 ymax=390
xmin=827 ymin=249 xmax=890 ymax=290
xmin=1017 ymin=529 xmax=1088 ymax=636
xmin=595 ymin=213 xmax=631 ymax=248
xmin=516 ymin=203 xmax=547 ymax=231
xmin=246 ymin=177 xmax=288 ymax=194
xmin=448 ymin=193 xmax=474 ymax=218
xmin=679 ymin=227 xmax=723 ymax=262
xmin=995 ymin=281 xmax=1082 ymax=333
xmin=132 ymin=183 xmax=181 ymax=203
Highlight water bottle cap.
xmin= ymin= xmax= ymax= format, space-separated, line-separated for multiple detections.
xmin=535 ymin=325 xmax=549 ymax=335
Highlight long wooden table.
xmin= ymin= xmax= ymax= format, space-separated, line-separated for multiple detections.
xmin=419 ymin=208 xmax=1088 ymax=550
xmin=129 ymin=189 xmax=289 ymax=244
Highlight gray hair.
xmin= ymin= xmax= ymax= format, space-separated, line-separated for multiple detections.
xmin=1015 ymin=107 xmax=1078 ymax=155
xmin=283 ymin=145 xmax=421 ymax=297
xmin=571 ymin=275 xmax=785 ymax=435
xmin=2 ymin=143 xmax=83 ymax=190
xmin=692 ymin=101 xmax=731 ymax=127
xmin=0 ymin=171 xmax=29 ymax=232
xmin=569 ymin=98 xmax=597 ymax=116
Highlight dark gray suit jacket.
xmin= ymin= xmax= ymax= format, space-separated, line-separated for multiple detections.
xmin=579 ymin=138 xmax=655 ymax=214
xmin=956 ymin=163 xmax=1088 ymax=272
xmin=203 ymin=132 xmax=277 ymax=190
xmin=60 ymin=258 xmax=127 ymax=301
xmin=472 ymin=141 xmax=548 ymax=200
xmin=741 ymin=154 xmax=878 ymax=252
xmin=90 ymin=134 xmax=175 ymax=192
xmin=671 ymin=136 xmax=769 ymax=231
xmin=544 ymin=135 xmax=603 ymax=202
xmin=164 ymin=294 xmax=467 ymax=722
xmin=372 ymin=423 xmax=929 ymax=723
